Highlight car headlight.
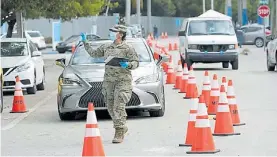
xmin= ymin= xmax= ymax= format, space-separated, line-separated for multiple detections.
xmin=135 ymin=74 xmax=159 ymax=84
xmin=14 ymin=62 xmax=31 ymax=73
xmin=188 ymin=44 xmax=198 ymax=49
xmin=228 ymin=45 xmax=235 ymax=50
xmin=61 ymin=77 xmax=81 ymax=86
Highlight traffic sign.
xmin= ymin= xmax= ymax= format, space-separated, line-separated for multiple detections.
xmin=258 ymin=5 xmax=270 ymax=18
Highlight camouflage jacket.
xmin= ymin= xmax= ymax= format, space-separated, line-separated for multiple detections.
xmin=84 ymin=41 xmax=139 ymax=82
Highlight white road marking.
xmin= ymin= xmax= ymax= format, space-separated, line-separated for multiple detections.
xmin=1 ymin=90 xmax=57 ymax=131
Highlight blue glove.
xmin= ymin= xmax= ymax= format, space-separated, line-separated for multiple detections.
xmin=80 ymin=33 xmax=86 ymax=42
xmin=119 ymin=62 xmax=129 ymax=69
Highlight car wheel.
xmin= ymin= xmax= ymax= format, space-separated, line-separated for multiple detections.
xmin=27 ymin=73 xmax=37 ymax=94
xmin=255 ymin=38 xmax=264 ymax=48
xmin=58 ymin=103 xmax=76 ymax=121
xmin=37 ymin=68 xmax=45 ymax=90
xmin=149 ymin=86 xmax=165 ymax=117
xmin=222 ymin=62 xmax=229 ymax=68
xmin=180 ymin=55 xmax=185 ymax=68
xmin=267 ymin=52 xmax=275 ymax=71
xmin=231 ymin=59 xmax=239 ymax=70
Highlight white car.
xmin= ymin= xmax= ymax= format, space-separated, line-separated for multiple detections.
xmin=0 ymin=38 xmax=45 ymax=94
xmin=25 ymin=30 xmax=47 ymax=50
xmin=1 ymin=30 xmax=47 ymax=50
xmin=266 ymin=35 xmax=277 ymax=71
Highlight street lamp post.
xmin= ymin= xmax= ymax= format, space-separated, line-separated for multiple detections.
xmin=136 ymin=0 xmax=141 ymax=25
xmin=125 ymin=0 xmax=131 ymax=25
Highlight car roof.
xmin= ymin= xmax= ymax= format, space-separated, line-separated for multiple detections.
xmin=187 ymin=17 xmax=231 ymax=21
xmin=0 ymin=38 xmax=28 ymax=42
xmin=25 ymin=30 xmax=40 ymax=33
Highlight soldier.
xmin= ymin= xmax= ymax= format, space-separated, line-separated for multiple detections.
xmin=80 ymin=25 xmax=139 ymax=143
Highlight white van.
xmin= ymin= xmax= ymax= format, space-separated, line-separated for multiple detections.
xmin=178 ymin=10 xmax=239 ymax=70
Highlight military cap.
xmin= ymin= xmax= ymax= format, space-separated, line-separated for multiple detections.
xmin=109 ymin=24 xmax=127 ymax=33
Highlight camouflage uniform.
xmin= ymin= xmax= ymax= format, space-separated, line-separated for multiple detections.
xmin=83 ymin=25 xmax=139 ymax=143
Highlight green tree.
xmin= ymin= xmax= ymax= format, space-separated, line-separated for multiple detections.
xmin=1 ymin=0 xmax=106 ymax=38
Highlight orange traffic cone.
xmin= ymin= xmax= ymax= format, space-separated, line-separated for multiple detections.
xmin=207 ymin=74 xmax=220 ymax=115
xmin=179 ymin=63 xmax=189 ymax=93
xmin=165 ymin=32 xmax=168 ymax=38
xmin=174 ymin=43 xmax=178 ymax=50
xmin=168 ymin=43 xmax=173 ymax=51
xmin=166 ymin=60 xmax=176 ymax=84
xmin=201 ymin=71 xmax=211 ymax=108
xmin=72 ymin=45 xmax=76 ymax=53
xmin=213 ymin=85 xmax=241 ymax=136
xmin=221 ymin=77 xmax=227 ymax=92
xmin=173 ymin=60 xmax=183 ymax=90
xmin=163 ymin=55 xmax=171 ymax=73
xmin=184 ymin=66 xmax=198 ymax=99
xmin=186 ymin=95 xmax=220 ymax=154
xmin=153 ymin=51 xmax=159 ymax=60
xmin=10 ymin=76 xmax=28 ymax=113
xmin=82 ymin=103 xmax=105 ymax=157
xmin=227 ymin=80 xmax=246 ymax=126
xmin=179 ymin=87 xmax=199 ymax=147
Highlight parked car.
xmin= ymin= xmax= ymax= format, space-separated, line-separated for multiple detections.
xmin=240 ymin=24 xmax=271 ymax=48
xmin=25 ymin=30 xmax=47 ymax=50
xmin=55 ymin=38 xmax=169 ymax=120
xmin=1 ymin=30 xmax=47 ymax=50
xmin=56 ymin=34 xmax=101 ymax=53
xmin=1 ymin=38 xmax=45 ymax=94
xmin=266 ymin=34 xmax=277 ymax=71
xmin=0 ymin=66 xmax=3 ymax=113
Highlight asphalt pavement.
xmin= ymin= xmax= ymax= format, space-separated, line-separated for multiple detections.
xmin=1 ymin=37 xmax=277 ymax=156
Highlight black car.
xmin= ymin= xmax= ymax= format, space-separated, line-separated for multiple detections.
xmin=56 ymin=34 xmax=101 ymax=53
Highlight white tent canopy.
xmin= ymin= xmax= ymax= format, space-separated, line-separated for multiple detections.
xmin=198 ymin=9 xmax=232 ymax=19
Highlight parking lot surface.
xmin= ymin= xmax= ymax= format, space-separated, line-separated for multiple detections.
xmin=1 ymin=37 xmax=277 ymax=156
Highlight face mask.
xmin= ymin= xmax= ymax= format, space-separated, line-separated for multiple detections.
xmin=109 ymin=31 xmax=117 ymax=41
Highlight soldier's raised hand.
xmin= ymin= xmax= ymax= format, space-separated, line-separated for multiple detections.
xmin=80 ymin=33 xmax=86 ymax=42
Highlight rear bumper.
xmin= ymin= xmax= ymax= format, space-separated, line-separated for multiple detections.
xmin=186 ymin=52 xmax=238 ymax=63
xmin=56 ymin=46 xmax=71 ymax=52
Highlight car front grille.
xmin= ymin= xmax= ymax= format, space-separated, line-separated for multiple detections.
xmin=199 ymin=45 xmax=229 ymax=52
xmin=78 ymin=82 xmax=141 ymax=108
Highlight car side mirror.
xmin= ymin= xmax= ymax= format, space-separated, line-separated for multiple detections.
xmin=56 ymin=58 xmax=66 ymax=68
xmin=32 ymin=51 xmax=42 ymax=57
xmin=156 ymin=54 xmax=170 ymax=66
xmin=178 ymin=31 xmax=186 ymax=36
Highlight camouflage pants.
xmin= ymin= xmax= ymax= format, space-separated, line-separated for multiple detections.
xmin=102 ymin=81 xmax=132 ymax=129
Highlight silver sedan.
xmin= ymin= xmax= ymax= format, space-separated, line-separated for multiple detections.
xmin=55 ymin=38 xmax=169 ymax=120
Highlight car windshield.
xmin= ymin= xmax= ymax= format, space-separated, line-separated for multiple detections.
xmin=64 ymin=35 xmax=80 ymax=43
xmin=71 ymin=41 xmax=152 ymax=65
xmin=126 ymin=29 xmax=132 ymax=36
xmin=188 ymin=20 xmax=235 ymax=36
xmin=87 ymin=35 xmax=100 ymax=40
xmin=0 ymin=42 xmax=29 ymax=57
xmin=27 ymin=32 xmax=41 ymax=37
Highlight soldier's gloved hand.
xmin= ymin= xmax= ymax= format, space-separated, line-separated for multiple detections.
xmin=119 ymin=61 xmax=129 ymax=69
xmin=80 ymin=33 xmax=86 ymax=42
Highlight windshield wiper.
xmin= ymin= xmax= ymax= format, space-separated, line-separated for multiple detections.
xmin=190 ymin=33 xmax=208 ymax=35
xmin=210 ymin=32 xmax=232 ymax=35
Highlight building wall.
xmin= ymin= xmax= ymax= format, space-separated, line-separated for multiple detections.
xmin=21 ymin=16 xmax=185 ymax=39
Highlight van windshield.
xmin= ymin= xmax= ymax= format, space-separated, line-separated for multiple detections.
xmin=188 ymin=20 xmax=235 ymax=36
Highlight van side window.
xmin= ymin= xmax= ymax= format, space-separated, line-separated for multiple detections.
xmin=184 ymin=22 xmax=188 ymax=34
